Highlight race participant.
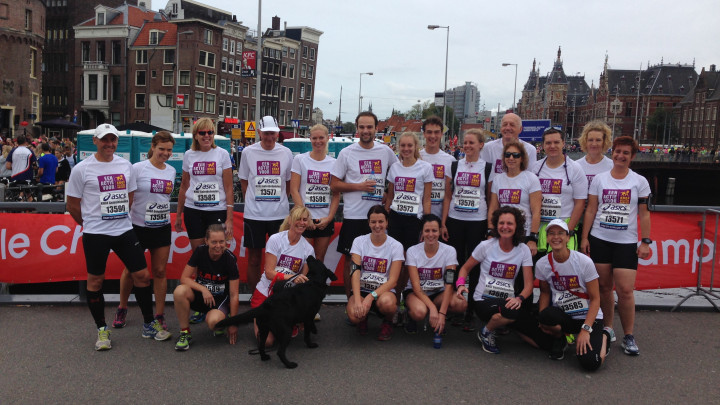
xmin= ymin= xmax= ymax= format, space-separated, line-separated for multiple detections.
xmin=532 ymin=128 xmax=587 ymax=254
xmin=487 ymin=141 xmax=542 ymax=256
xmin=575 ymin=120 xmax=614 ymax=188
xmin=173 ymin=224 xmax=240 ymax=351
xmin=6 ymin=135 xmax=37 ymax=201
xmin=480 ymin=113 xmax=537 ymax=187
xmin=419 ymin=115 xmax=455 ymax=218
xmin=404 ymin=214 xmax=466 ymax=335
xmin=346 ymin=206 xmax=404 ymax=341
xmin=524 ymin=219 xmax=608 ymax=370
xmin=239 ymin=115 xmax=294 ymax=290
xmin=442 ymin=129 xmax=490 ymax=330
xmin=66 ymin=124 xmax=165 ymax=350
xmin=456 ymin=206 xmax=533 ymax=354
xmin=36 ymin=143 xmax=58 ymax=187
xmin=331 ymin=111 xmax=398 ymax=297
xmin=289 ymin=124 xmax=340 ymax=262
xmin=113 ymin=132 xmax=176 ymax=332
xmin=581 ymin=135 xmax=651 ymax=356
xmin=175 ymin=117 xmax=234 ymax=251
xmin=249 ymin=205 xmax=315 ymax=345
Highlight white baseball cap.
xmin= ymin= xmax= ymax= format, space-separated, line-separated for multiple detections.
xmin=94 ymin=124 xmax=119 ymax=139
xmin=546 ymin=218 xmax=569 ymax=233
xmin=258 ymin=116 xmax=280 ymax=132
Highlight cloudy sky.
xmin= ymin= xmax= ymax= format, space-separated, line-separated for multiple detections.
xmin=205 ymin=0 xmax=718 ymax=123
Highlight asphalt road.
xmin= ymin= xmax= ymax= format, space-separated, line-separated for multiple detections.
xmin=1 ymin=304 xmax=718 ymax=404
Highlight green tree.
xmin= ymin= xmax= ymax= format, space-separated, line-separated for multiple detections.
xmin=341 ymin=122 xmax=356 ymax=134
xmin=646 ymin=108 xmax=678 ymax=145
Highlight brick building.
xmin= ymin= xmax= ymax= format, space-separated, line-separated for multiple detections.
xmin=678 ymin=64 xmax=720 ymax=148
xmin=0 ymin=0 xmax=45 ymax=138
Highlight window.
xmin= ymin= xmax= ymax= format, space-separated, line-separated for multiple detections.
xmin=149 ymin=31 xmax=160 ymax=45
xmin=81 ymin=42 xmax=90 ymax=62
xmin=194 ymin=92 xmax=204 ymax=112
xmin=96 ymin=12 xmax=104 ymax=25
xmin=112 ymin=41 xmax=121 ymax=64
xmin=88 ymin=74 xmax=98 ymax=100
xmin=282 ymin=47 xmax=288 ymax=58
xmin=151 ymin=70 xmax=156 ymax=79
xmin=165 ymin=94 xmax=173 ymax=107
xmin=250 ymin=105 xmax=256 ymax=120
xmin=305 ymin=106 xmax=310 ymax=121
xmin=279 ymin=110 xmax=285 ymax=125
xmin=219 ymin=101 xmax=225 ymax=117
xmin=301 ymin=63 xmax=306 ymax=78
xmin=234 ymin=82 xmax=239 ymax=96
xmin=137 ymin=50 xmax=148 ymax=64
xmin=235 ymin=60 xmax=241 ymax=74
xmin=220 ymin=79 xmax=226 ymax=94
xmin=298 ymin=104 xmax=303 ymax=119
xmin=230 ymin=40 xmax=235 ymax=54
xmin=225 ymin=101 xmax=232 ymax=117
xmin=280 ymin=86 xmax=286 ymax=102
xmin=289 ymin=64 xmax=295 ymax=79
xmin=206 ymin=74 xmax=216 ymax=90
xmin=204 ymin=29 xmax=213 ymax=45
xmin=274 ymin=80 xmax=279 ymax=97
xmin=263 ymin=48 xmax=268 ymax=57
xmin=307 ymin=84 xmax=312 ymax=100
xmin=310 ymin=48 xmax=315 ymax=60
xmin=287 ymin=110 xmax=292 ymax=123
xmin=97 ymin=42 xmax=106 ymax=62
xmin=136 ymin=70 xmax=146 ymax=86
xmin=111 ymin=75 xmax=120 ymax=101
xmin=30 ymin=48 xmax=37 ymax=78
xmin=251 ymin=85 xmax=256 ymax=98
xmin=164 ymin=49 xmax=175 ymax=64
xmin=162 ymin=70 xmax=173 ymax=86
xmin=222 ymin=57 xmax=227 ymax=72
xmin=222 ymin=38 xmax=228 ymax=51
xmin=0 ymin=4 xmax=9 ymax=20
xmin=288 ymin=87 xmax=294 ymax=103
xmin=308 ymin=65 xmax=314 ymax=79
xmin=179 ymin=70 xmax=190 ymax=85
xmin=135 ymin=93 xmax=146 ymax=108
xmin=261 ymin=78 xmax=266 ymax=95
xmin=228 ymin=58 xmax=233 ymax=73
xmin=289 ymin=48 xmax=296 ymax=59
xmin=243 ymin=83 xmax=249 ymax=97
xmin=198 ymin=51 xmax=215 ymax=67
xmin=206 ymin=94 xmax=216 ymax=113
xmin=25 ymin=9 xmax=32 ymax=30
xmin=302 ymin=46 xmax=308 ymax=59
xmin=232 ymin=102 xmax=239 ymax=118
xmin=281 ymin=62 xmax=287 ymax=77
xmin=196 ymin=71 xmax=205 ymax=87
xmin=242 ymin=104 xmax=248 ymax=121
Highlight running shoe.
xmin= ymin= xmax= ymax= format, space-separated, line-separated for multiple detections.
xmin=462 ymin=318 xmax=476 ymax=332
xmin=154 ymin=313 xmax=168 ymax=331
xmin=357 ymin=318 xmax=368 ymax=336
xmin=189 ymin=311 xmax=205 ymax=324
xmin=213 ymin=329 xmax=225 ymax=337
xmin=377 ymin=320 xmax=394 ymax=341
xmin=549 ymin=338 xmax=568 ymax=360
xmin=478 ymin=327 xmax=500 ymax=354
xmin=291 ymin=325 xmax=299 ymax=338
xmin=566 ymin=333 xmax=576 ymax=345
xmin=404 ymin=317 xmax=418 ymax=334
xmin=622 ymin=334 xmax=640 ymax=356
xmin=95 ymin=327 xmax=112 ymax=351
xmin=604 ymin=326 xmax=617 ymax=342
xmin=142 ymin=320 xmax=172 ymax=341
xmin=175 ymin=331 xmax=192 ymax=351
xmin=314 ymin=312 xmax=321 ymax=322
xmin=112 ymin=307 xmax=127 ymax=328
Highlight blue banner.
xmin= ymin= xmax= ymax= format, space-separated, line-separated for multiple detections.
xmin=520 ymin=119 xmax=551 ymax=142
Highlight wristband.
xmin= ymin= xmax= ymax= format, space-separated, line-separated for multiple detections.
xmin=455 ymin=277 xmax=466 ymax=289
xmin=438 ymin=312 xmax=446 ymax=316
xmin=370 ymin=291 xmax=378 ymax=301
xmin=516 ymin=295 xmax=525 ymax=301
xmin=227 ymin=204 xmax=234 ymax=208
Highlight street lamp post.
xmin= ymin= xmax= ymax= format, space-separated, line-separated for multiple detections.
xmin=175 ymin=30 xmax=194 ymax=134
xmin=358 ymin=72 xmax=373 ymax=114
xmin=502 ymin=63 xmax=518 ymax=112
xmin=428 ymin=24 xmax=449 ymax=142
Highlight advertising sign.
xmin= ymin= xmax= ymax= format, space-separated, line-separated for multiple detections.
xmin=241 ymin=50 xmax=257 ymax=77
xmin=520 ymin=119 xmax=552 ymax=142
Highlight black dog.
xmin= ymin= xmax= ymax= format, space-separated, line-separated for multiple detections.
xmin=215 ymin=255 xmax=337 ymax=368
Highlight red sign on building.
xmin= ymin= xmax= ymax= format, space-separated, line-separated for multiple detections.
xmin=176 ymin=94 xmax=185 ymax=107
xmin=241 ymin=51 xmax=257 ymax=77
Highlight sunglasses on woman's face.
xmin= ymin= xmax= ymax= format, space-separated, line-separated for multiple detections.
xmin=197 ymin=130 xmax=214 ymax=136
xmin=504 ymin=152 xmax=522 ymax=159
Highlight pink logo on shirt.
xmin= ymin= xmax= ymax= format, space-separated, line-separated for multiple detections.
xmin=540 ymin=178 xmax=562 ymax=194
xmin=362 ymin=256 xmax=388 ymax=274
xmin=498 ymin=189 xmax=521 ymax=204
xmin=277 ymin=254 xmax=302 ymax=273
xmin=150 ymin=179 xmax=173 ymax=194
xmin=394 ymin=177 xmax=416 ymax=192
xmin=192 ymin=161 xmax=216 ymax=175
xmin=97 ymin=174 xmax=126 ymax=191
xmin=257 ymin=161 xmax=281 ymax=175
xmin=307 ymin=170 xmax=330 ymax=185
xmin=489 ymin=261 xmax=517 ymax=279
xmin=359 ymin=160 xmax=382 ymax=174
xmin=417 ymin=267 xmax=442 ymax=280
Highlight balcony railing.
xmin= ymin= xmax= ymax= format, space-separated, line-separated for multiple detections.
xmin=82 ymin=61 xmax=109 ymax=71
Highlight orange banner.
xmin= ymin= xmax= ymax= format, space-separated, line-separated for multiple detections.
xmin=1 ymin=211 xmax=718 ymax=290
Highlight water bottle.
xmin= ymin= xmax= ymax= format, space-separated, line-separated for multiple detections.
xmin=433 ymin=332 xmax=442 ymax=349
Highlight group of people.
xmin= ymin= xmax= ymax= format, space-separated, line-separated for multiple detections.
xmin=69 ymin=111 xmax=651 ymax=372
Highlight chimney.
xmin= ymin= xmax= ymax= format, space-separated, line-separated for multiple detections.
xmin=272 ymin=16 xmax=280 ymax=30
xmin=711 ymin=64 xmax=717 ymax=72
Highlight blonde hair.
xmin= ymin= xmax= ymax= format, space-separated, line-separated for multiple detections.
xmin=578 ymin=120 xmax=612 ymax=153
xmin=464 ymin=128 xmax=487 ymax=144
xmin=398 ymin=132 xmax=421 ymax=161
xmin=147 ymin=131 xmax=175 ymax=159
xmin=2 ymin=144 xmax=11 ymax=158
xmin=309 ymin=124 xmax=329 ymax=154
xmin=191 ymin=117 xmax=217 ymax=151
xmin=279 ymin=205 xmax=312 ymax=232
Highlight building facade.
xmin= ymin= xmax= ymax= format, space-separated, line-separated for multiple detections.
xmin=442 ymin=81 xmax=480 ymax=123
xmin=678 ymin=65 xmax=720 ymax=148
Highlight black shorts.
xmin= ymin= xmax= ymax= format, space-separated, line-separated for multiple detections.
xmin=474 ymin=297 xmax=525 ymax=323
xmin=589 ymin=234 xmax=638 ymax=270
xmin=132 ymin=224 xmax=171 ymax=250
xmin=243 ymin=218 xmax=283 ymax=249
xmin=388 ymin=210 xmax=422 ymax=251
xmin=350 ymin=290 xmax=383 ymax=317
xmin=402 ymin=289 xmax=444 ymax=303
xmin=337 ymin=218 xmax=370 ymax=256
xmin=189 ymin=289 xmax=230 ymax=314
xmin=303 ymin=221 xmax=335 ymax=239
xmin=183 ymin=206 xmax=227 ymax=240
xmin=82 ymin=230 xmax=147 ymax=276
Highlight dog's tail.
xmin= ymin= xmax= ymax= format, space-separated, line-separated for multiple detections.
xmin=215 ymin=307 xmax=263 ymax=329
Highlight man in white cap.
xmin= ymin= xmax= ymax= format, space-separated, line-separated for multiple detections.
xmin=238 ymin=116 xmax=294 ymax=289
xmin=66 ymin=124 xmax=169 ymax=350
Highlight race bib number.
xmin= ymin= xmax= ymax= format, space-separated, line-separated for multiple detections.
xmin=98 ymin=174 xmax=129 ymax=220
xmin=482 ymin=261 xmax=517 ymax=300
xmin=599 ymin=189 xmax=631 ymax=231
xmin=540 ymin=179 xmax=562 ymax=221
xmin=254 ymin=176 xmax=281 ymax=201
xmin=454 ymin=172 xmax=482 ymax=213
xmin=391 ymin=191 xmax=420 ymax=215
xmin=144 ymin=202 xmax=170 ymax=227
xmin=193 ymin=182 xmax=220 ymax=206
xmin=359 ymin=160 xmax=383 ymax=201
xmin=554 ymin=290 xmax=589 ymax=316
xmin=361 ymin=175 xmax=384 ymax=201
xmin=430 ymin=165 xmax=446 ymax=205
xmin=304 ymin=170 xmax=331 ymax=208
xmin=360 ymin=256 xmax=389 ymax=291
xmin=417 ymin=267 xmax=444 ymax=292
xmin=203 ymin=283 xmax=226 ymax=296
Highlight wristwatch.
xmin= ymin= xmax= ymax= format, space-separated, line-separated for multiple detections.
xmin=641 ymin=238 xmax=652 ymax=244
xmin=371 ymin=291 xmax=379 ymax=301
xmin=581 ymin=324 xmax=593 ymax=333
xmin=527 ymin=232 xmax=539 ymax=243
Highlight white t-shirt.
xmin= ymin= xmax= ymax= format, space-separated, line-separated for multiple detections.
xmin=129 ymin=160 xmax=176 ymax=228
xmin=66 ymin=154 xmax=136 ymax=236
xmin=254 ymin=230 xmax=315 ymax=297
xmin=448 ymin=158 xmax=489 ymax=221
xmin=575 ymin=155 xmax=613 ymax=189
xmin=404 ymin=242 xmax=458 ymax=294
xmin=481 ymin=138 xmax=537 ymax=183
xmin=491 ymin=170 xmax=542 ymax=235
xmin=238 ymin=142 xmax=294 ymax=221
xmin=536 ymin=250 xmax=603 ymax=320
xmin=532 ymin=157 xmax=588 ymax=222
xmin=420 ymin=149 xmax=455 ymax=218
xmin=470 ymin=239 xmax=533 ymax=301
xmin=387 ymin=159 xmax=434 ymax=219
xmin=291 ymin=152 xmax=336 ymax=220
xmin=350 ymin=234 xmax=405 ymax=293
xmin=182 ymin=147 xmax=232 ymax=211
xmin=589 ymin=170 xmax=651 ymax=244
xmin=331 ymin=142 xmax=398 ymax=220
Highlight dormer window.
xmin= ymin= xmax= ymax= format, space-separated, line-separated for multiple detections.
xmin=97 ymin=12 xmax=105 ymax=25
xmin=149 ymin=30 xmax=161 ymax=45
